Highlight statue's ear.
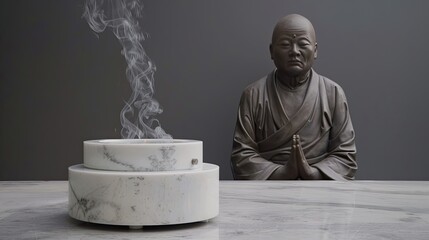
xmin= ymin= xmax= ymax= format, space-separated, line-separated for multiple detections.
xmin=269 ymin=44 xmax=274 ymax=60
xmin=314 ymin=42 xmax=318 ymax=59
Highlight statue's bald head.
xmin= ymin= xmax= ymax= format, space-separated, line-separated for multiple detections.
xmin=272 ymin=14 xmax=316 ymax=44
xmin=269 ymin=14 xmax=318 ymax=78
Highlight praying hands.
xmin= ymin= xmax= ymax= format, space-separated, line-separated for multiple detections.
xmin=269 ymin=135 xmax=327 ymax=180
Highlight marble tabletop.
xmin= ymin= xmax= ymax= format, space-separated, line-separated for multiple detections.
xmin=1 ymin=181 xmax=428 ymax=240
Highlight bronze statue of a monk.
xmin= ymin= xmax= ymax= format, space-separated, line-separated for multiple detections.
xmin=231 ymin=14 xmax=357 ymax=180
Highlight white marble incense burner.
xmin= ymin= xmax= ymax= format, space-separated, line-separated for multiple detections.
xmin=68 ymin=139 xmax=219 ymax=228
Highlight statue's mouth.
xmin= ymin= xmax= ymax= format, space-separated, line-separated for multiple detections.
xmin=288 ymin=60 xmax=302 ymax=65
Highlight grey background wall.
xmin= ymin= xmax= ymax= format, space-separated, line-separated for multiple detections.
xmin=1 ymin=0 xmax=428 ymax=180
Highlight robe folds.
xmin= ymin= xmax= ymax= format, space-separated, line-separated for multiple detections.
xmin=231 ymin=69 xmax=357 ymax=180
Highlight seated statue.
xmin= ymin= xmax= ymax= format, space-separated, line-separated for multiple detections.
xmin=231 ymin=14 xmax=357 ymax=180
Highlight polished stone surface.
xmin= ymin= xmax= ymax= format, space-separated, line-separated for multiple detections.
xmin=1 ymin=181 xmax=429 ymax=239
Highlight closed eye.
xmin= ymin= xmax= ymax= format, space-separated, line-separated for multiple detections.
xmin=298 ymin=41 xmax=311 ymax=47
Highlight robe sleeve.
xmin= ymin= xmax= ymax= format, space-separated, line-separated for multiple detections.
xmin=313 ymin=85 xmax=357 ymax=180
xmin=231 ymin=89 xmax=282 ymax=180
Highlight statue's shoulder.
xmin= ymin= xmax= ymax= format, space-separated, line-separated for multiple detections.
xmin=315 ymin=72 xmax=349 ymax=105
xmin=245 ymin=75 xmax=268 ymax=90
xmin=316 ymin=72 xmax=346 ymax=96
xmin=317 ymin=73 xmax=339 ymax=88
xmin=242 ymin=74 xmax=269 ymax=97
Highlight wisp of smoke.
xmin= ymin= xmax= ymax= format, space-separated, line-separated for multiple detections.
xmin=83 ymin=0 xmax=172 ymax=139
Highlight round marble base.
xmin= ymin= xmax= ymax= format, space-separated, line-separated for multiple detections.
xmin=68 ymin=163 xmax=219 ymax=226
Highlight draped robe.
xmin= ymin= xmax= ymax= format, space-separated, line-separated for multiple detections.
xmin=231 ymin=69 xmax=357 ymax=180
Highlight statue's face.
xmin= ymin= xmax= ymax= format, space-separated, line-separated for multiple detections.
xmin=270 ymin=18 xmax=317 ymax=78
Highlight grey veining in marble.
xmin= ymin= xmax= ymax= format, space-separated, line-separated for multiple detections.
xmin=100 ymin=145 xmax=177 ymax=171
xmin=68 ymin=164 xmax=219 ymax=226
xmin=1 ymin=181 xmax=429 ymax=239
xmin=84 ymin=139 xmax=203 ymax=172
xmin=147 ymin=146 xmax=177 ymax=171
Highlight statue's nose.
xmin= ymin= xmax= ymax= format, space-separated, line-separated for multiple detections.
xmin=289 ymin=44 xmax=300 ymax=57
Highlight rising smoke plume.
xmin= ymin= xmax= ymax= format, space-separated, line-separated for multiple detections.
xmin=83 ymin=0 xmax=171 ymax=139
